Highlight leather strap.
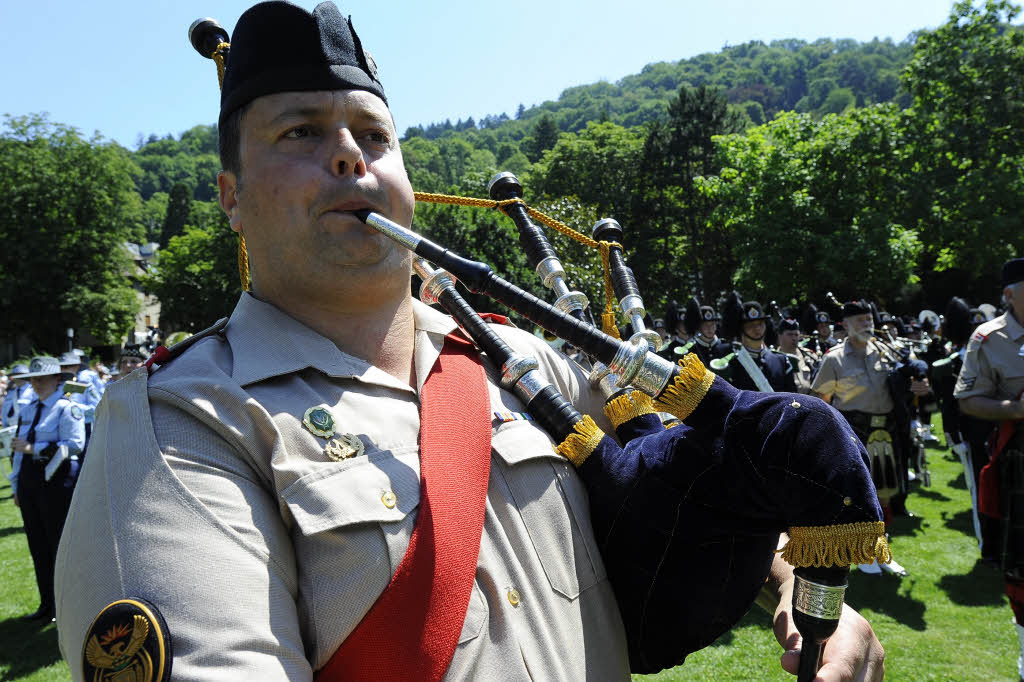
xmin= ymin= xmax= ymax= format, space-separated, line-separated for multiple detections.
xmin=317 ymin=333 xmax=492 ymax=681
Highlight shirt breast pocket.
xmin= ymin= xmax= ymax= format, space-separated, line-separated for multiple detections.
xmin=491 ymin=421 xmax=606 ymax=600
xmin=280 ymin=446 xmax=487 ymax=664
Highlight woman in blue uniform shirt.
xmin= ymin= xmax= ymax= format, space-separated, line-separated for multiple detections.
xmin=9 ymin=356 xmax=85 ymax=621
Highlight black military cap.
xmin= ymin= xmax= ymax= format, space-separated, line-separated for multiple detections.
xmin=120 ymin=344 xmax=150 ymax=360
xmin=220 ymin=1 xmax=386 ymax=127
xmin=1003 ymin=257 xmax=1024 ymax=288
xmin=779 ymin=317 xmax=800 ymax=332
xmin=741 ymin=302 xmax=766 ymax=322
xmin=841 ymin=300 xmax=871 ymax=318
xmin=815 ymin=311 xmax=831 ymax=324
xmin=969 ymin=308 xmax=987 ymax=325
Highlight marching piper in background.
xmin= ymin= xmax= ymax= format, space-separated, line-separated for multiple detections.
xmin=811 ymin=299 xmax=929 ymax=576
xmin=955 ymin=257 xmax=1024 ymax=682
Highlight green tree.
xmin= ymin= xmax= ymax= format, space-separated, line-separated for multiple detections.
xmin=901 ymin=0 xmax=1024 ymax=299
xmin=634 ymin=85 xmax=747 ymax=303
xmin=144 ymin=201 xmax=240 ymax=331
xmin=524 ymin=114 xmax=560 ymax=162
xmin=703 ymin=107 xmax=920 ymax=303
xmin=530 ymin=121 xmax=645 ymax=219
xmin=161 ymin=183 xmax=192 ymax=247
xmin=0 ymin=114 xmax=143 ymax=347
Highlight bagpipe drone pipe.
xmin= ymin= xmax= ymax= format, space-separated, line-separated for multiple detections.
xmin=360 ymin=210 xmax=890 ymax=677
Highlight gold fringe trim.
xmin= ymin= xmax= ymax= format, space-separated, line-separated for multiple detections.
xmin=777 ymin=521 xmax=891 ymax=568
xmin=556 ymin=415 xmax=606 ymax=468
xmin=604 ymin=391 xmax=655 ymax=429
xmin=652 ymin=353 xmax=716 ymax=422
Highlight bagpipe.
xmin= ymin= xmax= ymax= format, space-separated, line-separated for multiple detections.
xmin=191 ymin=18 xmax=889 ymax=679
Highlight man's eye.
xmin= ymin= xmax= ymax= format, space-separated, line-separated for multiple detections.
xmin=283 ymin=126 xmax=314 ymax=139
xmin=366 ymin=130 xmax=390 ymax=145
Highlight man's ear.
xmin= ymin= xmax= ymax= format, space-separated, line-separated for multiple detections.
xmin=217 ymin=171 xmax=242 ymax=234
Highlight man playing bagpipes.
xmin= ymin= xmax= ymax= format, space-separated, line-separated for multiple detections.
xmin=54 ymin=3 xmax=884 ymax=680
xmin=810 ymin=299 xmax=930 ymax=576
xmin=956 ymin=258 xmax=1024 ymax=681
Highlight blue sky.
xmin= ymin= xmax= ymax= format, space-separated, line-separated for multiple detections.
xmin=1 ymin=0 xmax=956 ymax=148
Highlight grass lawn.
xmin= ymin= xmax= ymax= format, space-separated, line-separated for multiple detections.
xmin=0 ymin=414 xmax=1018 ymax=680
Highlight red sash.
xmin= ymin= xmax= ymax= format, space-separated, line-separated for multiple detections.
xmin=978 ymin=390 xmax=1024 ymax=518
xmin=979 ymin=418 xmax=1022 ymax=518
xmin=317 ymin=333 xmax=492 ymax=681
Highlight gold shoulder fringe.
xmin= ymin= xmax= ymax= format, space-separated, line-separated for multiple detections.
xmin=653 ymin=354 xmax=716 ymax=422
xmin=604 ymin=390 xmax=655 ymax=429
xmin=778 ymin=521 xmax=891 ymax=568
xmin=556 ymin=415 xmax=606 ymax=468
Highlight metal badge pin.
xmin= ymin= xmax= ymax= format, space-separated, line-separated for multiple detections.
xmin=325 ymin=433 xmax=365 ymax=461
xmin=302 ymin=405 xmax=337 ymax=439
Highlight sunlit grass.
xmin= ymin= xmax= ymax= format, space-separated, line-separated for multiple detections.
xmin=0 ymin=415 xmax=1016 ymax=680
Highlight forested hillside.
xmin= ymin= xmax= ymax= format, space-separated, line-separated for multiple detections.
xmin=2 ymin=0 xmax=1022 ymax=350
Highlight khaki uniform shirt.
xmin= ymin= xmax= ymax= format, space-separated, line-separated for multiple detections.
xmin=783 ymin=348 xmax=815 ymax=395
xmin=811 ymin=339 xmax=894 ymax=414
xmin=954 ymin=311 xmax=1024 ymax=401
xmin=55 ymin=293 xmax=629 ymax=680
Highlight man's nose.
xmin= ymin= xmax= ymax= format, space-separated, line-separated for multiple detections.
xmin=329 ymin=128 xmax=367 ymax=177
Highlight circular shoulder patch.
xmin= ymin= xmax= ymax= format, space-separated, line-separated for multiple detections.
xmin=82 ymin=598 xmax=172 ymax=682
xmin=70 ymin=405 xmax=84 ymax=420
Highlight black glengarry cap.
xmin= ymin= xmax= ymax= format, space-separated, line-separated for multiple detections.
xmin=841 ymin=300 xmax=871 ymax=318
xmin=1003 ymin=257 xmax=1024 ymax=288
xmin=220 ymin=1 xmax=386 ymax=127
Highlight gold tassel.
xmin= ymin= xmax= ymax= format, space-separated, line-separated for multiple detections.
xmin=604 ymin=390 xmax=655 ymax=429
xmin=212 ymin=42 xmax=229 ymax=89
xmin=556 ymin=415 xmax=606 ymax=468
xmin=238 ymin=234 xmax=250 ymax=292
xmin=602 ymin=312 xmax=622 ymax=339
xmin=653 ymin=353 xmax=716 ymax=422
xmin=778 ymin=521 xmax=891 ymax=568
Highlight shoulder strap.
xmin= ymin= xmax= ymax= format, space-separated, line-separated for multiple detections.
xmin=146 ymin=318 xmax=229 ymax=373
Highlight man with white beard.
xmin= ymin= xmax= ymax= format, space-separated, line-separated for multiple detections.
xmin=811 ymin=300 xmax=928 ymax=576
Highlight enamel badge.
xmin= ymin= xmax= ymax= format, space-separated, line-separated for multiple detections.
xmin=303 ymin=405 xmax=336 ymax=438
xmin=325 ymin=433 xmax=365 ymax=461
xmin=82 ymin=598 xmax=172 ymax=682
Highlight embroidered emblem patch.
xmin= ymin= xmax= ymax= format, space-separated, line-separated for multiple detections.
xmin=303 ymin=405 xmax=336 ymax=438
xmin=82 ymin=598 xmax=171 ymax=682
xmin=704 ymin=310 xmax=713 ymax=320
xmin=70 ymin=405 xmax=84 ymax=420
xmin=325 ymin=433 xmax=365 ymax=461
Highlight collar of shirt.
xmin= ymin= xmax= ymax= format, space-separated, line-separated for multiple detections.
xmin=696 ymin=335 xmax=717 ymax=348
xmin=1004 ymin=311 xmax=1024 ymax=342
xmin=226 ymin=293 xmax=458 ymax=393
xmin=28 ymin=389 xmax=60 ymax=412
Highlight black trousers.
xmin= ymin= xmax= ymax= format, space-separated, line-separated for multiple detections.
xmin=18 ymin=456 xmax=79 ymax=612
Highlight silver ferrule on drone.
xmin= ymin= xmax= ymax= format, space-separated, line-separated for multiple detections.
xmin=501 ymin=354 xmax=540 ymax=390
xmin=535 ymin=256 xmax=588 ymax=315
xmin=588 ymin=361 xmax=624 ymax=400
xmin=620 ymin=293 xmax=663 ymax=351
xmin=413 ymin=259 xmax=455 ymax=305
xmin=606 ymin=337 xmax=671 ymax=396
xmin=512 ymin=369 xmax=550 ymax=404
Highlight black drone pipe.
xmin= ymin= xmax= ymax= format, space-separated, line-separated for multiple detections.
xmin=355 ymin=209 xmax=675 ymax=398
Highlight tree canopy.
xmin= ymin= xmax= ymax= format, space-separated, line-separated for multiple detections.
xmin=3 ymin=3 xmax=1023 ymax=352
